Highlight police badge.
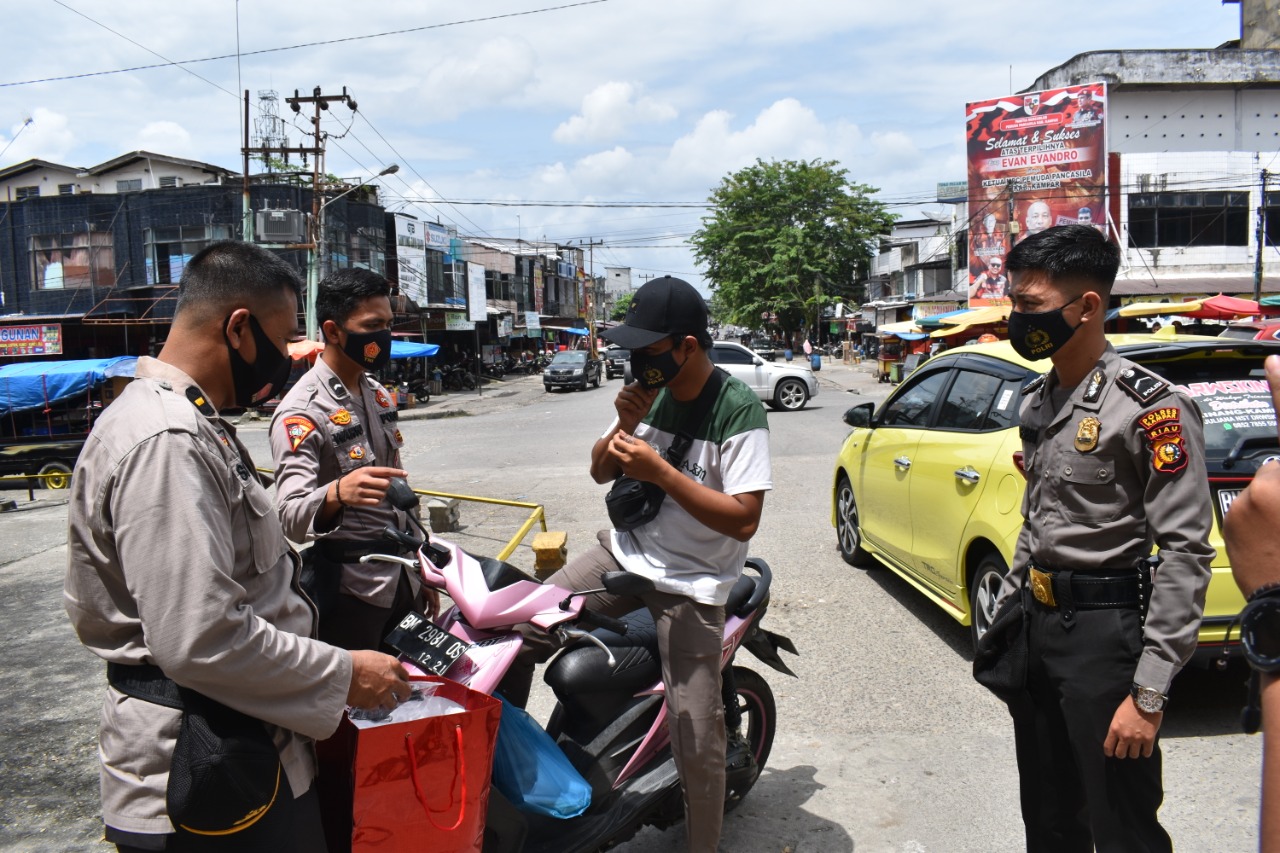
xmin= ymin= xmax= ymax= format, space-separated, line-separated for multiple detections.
xmin=1074 ymin=417 xmax=1101 ymax=452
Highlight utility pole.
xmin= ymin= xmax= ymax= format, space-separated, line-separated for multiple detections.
xmin=581 ymin=238 xmax=603 ymax=350
xmin=241 ymin=87 xmax=357 ymax=339
xmin=1256 ymin=168 xmax=1270 ymax=304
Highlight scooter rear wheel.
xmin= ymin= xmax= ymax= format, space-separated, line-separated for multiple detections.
xmin=724 ymin=665 xmax=776 ymax=812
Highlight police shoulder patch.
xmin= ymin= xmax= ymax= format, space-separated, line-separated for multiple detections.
xmin=282 ymin=415 xmax=317 ymax=452
xmin=1116 ymin=365 xmax=1169 ymax=405
xmin=184 ymin=384 xmax=216 ymax=417
xmin=1021 ymin=374 xmax=1048 ymax=396
xmin=327 ymin=376 xmax=350 ymax=400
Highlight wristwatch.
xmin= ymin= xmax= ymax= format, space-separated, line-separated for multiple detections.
xmin=1131 ymin=684 xmax=1169 ymax=713
xmin=1240 ymin=592 xmax=1280 ymax=674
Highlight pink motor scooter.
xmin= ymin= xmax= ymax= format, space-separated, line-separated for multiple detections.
xmin=364 ymin=480 xmax=799 ymax=853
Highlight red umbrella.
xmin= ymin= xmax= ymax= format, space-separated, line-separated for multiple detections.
xmin=1183 ymin=293 xmax=1264 ymax=320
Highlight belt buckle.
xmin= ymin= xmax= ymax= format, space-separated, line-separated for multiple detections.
xmin=1029 ymin=567 xmax=1057 ymax=608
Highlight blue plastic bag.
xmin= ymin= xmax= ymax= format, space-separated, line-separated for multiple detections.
xmin=491 ymin=694 xmax=592 ymax=819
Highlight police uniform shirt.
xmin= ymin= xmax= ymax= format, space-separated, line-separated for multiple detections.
xmin=999 ymin=343 xmax=1216 ymax=694
xmin=64 ymin=357 xmax=351 ymax=836
xmin=270 ymin=357 xmax=410 ymax=609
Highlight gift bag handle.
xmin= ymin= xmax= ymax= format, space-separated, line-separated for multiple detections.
xmin=405 ymin=725 xmax=467 ymax=832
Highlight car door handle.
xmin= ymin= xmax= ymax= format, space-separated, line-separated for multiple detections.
xmin=954 ymin=467 xmax=981 ymax=484
xmin=893 ymin=456 xmax=912 ymax=470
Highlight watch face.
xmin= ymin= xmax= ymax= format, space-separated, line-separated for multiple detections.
xmin=1134 ymin=687 xmax=1165 ymax=713
xmin=1242 ymin=597 xmax=1280 ymax=673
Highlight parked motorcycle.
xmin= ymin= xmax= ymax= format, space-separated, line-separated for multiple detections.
xmin=364 ymin=480 xmax=798 ymax=853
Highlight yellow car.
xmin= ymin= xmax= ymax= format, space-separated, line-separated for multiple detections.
xmin=831 ymin=334 xmax=1280 ymax=659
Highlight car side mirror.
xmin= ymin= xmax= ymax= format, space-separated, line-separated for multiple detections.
xmin=843 ymin=402 xmax=874 ymax=428
xmin=753 ymin=357 xmax=764 ymax=366
xmin=386 ymin=477 xmax=420 ymax=511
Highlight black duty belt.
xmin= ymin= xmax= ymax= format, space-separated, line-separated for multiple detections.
xmin=316 ymin=538 xmax=408 ymax=563
xmin=107 ymin=661 xmax=184 ymax=709
xmin=1027 ymin=563 xmax=1150 ymax=616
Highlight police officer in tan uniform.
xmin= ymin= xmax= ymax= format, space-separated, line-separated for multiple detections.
xmin=993 ymin=225 xmax=1215 ymax=852
xmin=271 ymin=268 xmax=426 ymax=652
xmin=64 ymin=241 xmax=410 ymax=852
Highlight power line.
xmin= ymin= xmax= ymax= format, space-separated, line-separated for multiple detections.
xmin=2 ymin=0 xmax=613 ymax=89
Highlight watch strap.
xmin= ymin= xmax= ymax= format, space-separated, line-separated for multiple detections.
xmin=1248 ymin=581 xmax=1280 ymax=603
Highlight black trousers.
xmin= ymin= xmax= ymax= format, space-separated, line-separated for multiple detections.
xmin=318 ymin=565 xmax=419 ymax=653
xmin=1010 ymin=604 xmax=1171 ymax=853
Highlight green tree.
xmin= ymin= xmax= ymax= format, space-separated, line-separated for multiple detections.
xmin=610 ymin=291 xmax=634 ymax=321
xmin=690 ymin=159 xmax=894 ymax=341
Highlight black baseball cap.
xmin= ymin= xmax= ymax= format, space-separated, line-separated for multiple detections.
xmin=603 ymin=276 xmax=708 ymax=349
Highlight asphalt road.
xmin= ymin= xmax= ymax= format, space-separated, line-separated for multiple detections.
xmin=0 ymin=362 xmax=1263 ymax=851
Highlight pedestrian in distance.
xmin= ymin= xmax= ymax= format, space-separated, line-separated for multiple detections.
xmin=271 ymin=267 xmax=435 ymax=652
xmin=64 ymin=241 xmax=411 ymax=853
xmin=499 ymin=275 xmax=773 ymax=852
xmin=987 ymin=224 xmax=1215 ymax=852
xmin=1223 ymin=354 xmax=1280 ymax=853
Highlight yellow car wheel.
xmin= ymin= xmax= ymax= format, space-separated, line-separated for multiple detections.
xmin=835 ymin=475 xmax=873 ymax=568
xmin=968 ymin=552 xmax=1008 ymax=649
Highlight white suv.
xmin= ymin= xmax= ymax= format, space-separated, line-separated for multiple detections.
xmin=709 ymin=341 xmax=818 ymax=411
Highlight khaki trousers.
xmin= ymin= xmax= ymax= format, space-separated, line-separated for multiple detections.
xmin=500 ymin=531 xmax=727 ymax=853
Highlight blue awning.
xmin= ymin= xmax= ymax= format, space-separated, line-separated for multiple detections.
xmin=0 ymin=356 xmax=137 ymax=417
xmin=390 ymin=340 xmax=440 ymax=359
xmin=894 ymin=332 xmax=931 ymax=341
xmin=562 ymin=327 xmax=590 ymax=336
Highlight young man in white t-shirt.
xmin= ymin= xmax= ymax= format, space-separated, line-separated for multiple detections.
xmin=501 ymin=276 xmax=771 ymax=852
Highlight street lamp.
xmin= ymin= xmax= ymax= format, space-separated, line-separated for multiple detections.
xmin=306 ymin=163 xmax=399 ymax=338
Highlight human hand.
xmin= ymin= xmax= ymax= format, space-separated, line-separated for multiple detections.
xmin=346 ymin=650 xmax=411 ymax=711
xmin=1104 ymin=695 xmax=1162 ymax=759
xmin=336 ymin=466 xmax=408 ymax=508
xmin=1224 ymin=355 xmax=1280 ymax=598
xmin=613 ymin=382 xmax=660 ymax=434
xmin=607 ymin=431 xmax=668 ymax=483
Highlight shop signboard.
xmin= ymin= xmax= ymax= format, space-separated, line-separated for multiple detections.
xmin=445 ymin=312 xmax=473 ymax=332
xmin=394 ymin=214 xmax=427 ymax=303
xmin=0 ymin=324 xmax=62 ymax=357
xmin=467 ymin=262 xmax=487 ymax=323
xmin=966 ymin=82 xmax=1107 ymax=307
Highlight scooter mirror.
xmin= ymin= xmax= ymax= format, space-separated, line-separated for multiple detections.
xmin=602 ymin=571 xmax=655 ymax=597
xmin=386 ymin=477 xmax=420 ymax=511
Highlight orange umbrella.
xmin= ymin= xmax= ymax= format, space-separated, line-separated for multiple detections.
xmin=288 ymin=339 xmax=325 ymax=363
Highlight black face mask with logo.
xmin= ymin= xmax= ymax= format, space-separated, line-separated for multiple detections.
xmin=630 ymin=340 xmax=688 ymax=389
xmin=340 ymin=327 xmax=393 ymax=371
xmin=226 ymin=314 xmax=293 ymax=408
xmin=1008 ymin=295 xmax=1083 ymax=361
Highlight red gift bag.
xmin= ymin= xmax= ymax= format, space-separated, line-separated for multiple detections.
xmin=317 ymin=676 xmax=502 ymax=853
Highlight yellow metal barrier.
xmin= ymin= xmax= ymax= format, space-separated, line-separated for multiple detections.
xmin=253 ymin=468 xmax=547 ymax=562
xmin=0 ymin=471 xmax=74 ymax=503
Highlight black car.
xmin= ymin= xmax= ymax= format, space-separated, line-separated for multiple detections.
xmin=604 ymin=347 xmax=630 ymax=379
xmin=543 ymin=350 xmax=603 ymax=392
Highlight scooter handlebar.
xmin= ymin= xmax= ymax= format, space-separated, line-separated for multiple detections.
xmin=577 ymin=609 xmax=628 ymax=636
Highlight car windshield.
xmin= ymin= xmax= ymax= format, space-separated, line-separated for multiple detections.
xmin=551 ymin=351 xmax=587 ymax=365
xmin=608 ymin=349 xmax=630 ymax=359
xmin=1139 ymin=349 xmax=1279 ymax=457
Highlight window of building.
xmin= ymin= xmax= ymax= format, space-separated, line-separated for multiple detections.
xmin=348 ymin=227 xmax=385 ymax=273
xmin=1265 ymin=192 xmax=1280 ymax=249
xmin=14 ymin=186 xmax=39 ymax=200
xmin=1128 ymin=191 xmax=1249 ymax=248
xmin=158 ymin=176 xmax=182 ymax=188
xmin=116 ymin=178 xmax=143 ymax=193
xmin=57 ymin=183 xmax=76 ymax=195
xmin=30 ymin=232 xmax=115 ymax=289
xmin=145 ymin=225 xmax=232 ymax=284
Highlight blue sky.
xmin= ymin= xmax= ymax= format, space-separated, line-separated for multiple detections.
xmin=0 ymin=0 xmax=1245 ymax=288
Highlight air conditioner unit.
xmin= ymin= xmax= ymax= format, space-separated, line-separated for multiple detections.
xmin=256 ymin=209 xmax=307 ymax=244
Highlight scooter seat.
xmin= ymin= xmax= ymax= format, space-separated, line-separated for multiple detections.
xmin=544 ymin=608 xmax=660 ymax=697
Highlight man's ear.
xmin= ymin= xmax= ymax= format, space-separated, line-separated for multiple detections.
xmin=321 ymin=319 xmax=340 ymax=345
xmin=1082 ymin=291 xmax=1105 ymax=323
xmin=224 ymin=307 xmax=251 ymax=347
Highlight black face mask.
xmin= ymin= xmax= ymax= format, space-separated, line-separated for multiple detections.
xmin=339 ymin=327 xmax=393 ymax=371
xmin=226 ymin=314 xmax=293 ymax=408
xmin=631 ymin=340 xmax=687 ymax=389
xmin=1008 ymin=295 xmax=1083 ymax=361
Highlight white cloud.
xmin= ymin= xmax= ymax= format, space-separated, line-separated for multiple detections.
xmin=133 ymin=121 xmax=193 ymax=157
xmin=553 ymin=82 xmax=676 ymax=144
xmin=419 ymin=37 xmax=538 ymax=120
xmin=1 ymin=108 xmax=76 ymax=165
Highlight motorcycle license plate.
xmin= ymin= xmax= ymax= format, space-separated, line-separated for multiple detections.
xmin=384 ymin=611 xmax=473 ymax=677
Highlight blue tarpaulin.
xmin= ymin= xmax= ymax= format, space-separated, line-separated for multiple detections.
xmin=0 ymin=357 xmax=137 ymax=417
xmin=561 ymin=327 xmax=590 ymax=336
xmin=390 ymin=340 xmax=440 ymax=359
